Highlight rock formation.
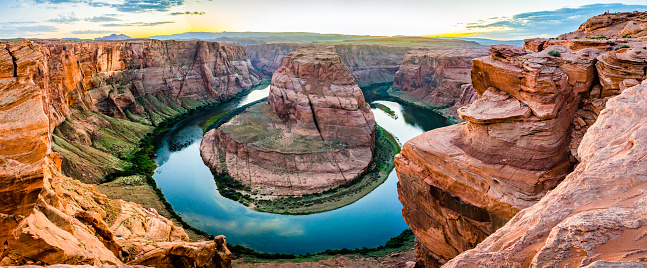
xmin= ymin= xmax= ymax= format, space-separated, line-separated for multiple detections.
xmin=559 ymin=11 xmax=647 ymax=39
xmin=246 ymin=38 xmax=485 ymax=87
xmin=201 ymin=47 xmax=376 ymax=195
xmin=1 ymin=40 xmax=237 ymax=267
xmin=16 ymin=39 xmax=262 ymax=183
xmin=396 ymin=44 xmax=603 ymax=266
xmin=392 ymin=49 xmax=489 ymax=108
xmin=445 ymin=81 xmax=647 ymax=267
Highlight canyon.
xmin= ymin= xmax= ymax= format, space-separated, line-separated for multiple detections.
xmin=395 ymin=11 xmax=647 ymax=267
xmin=200 ymin=47 xmax=376 ymax=195
xmin=0 ymin=39 xmax=264 ymax=267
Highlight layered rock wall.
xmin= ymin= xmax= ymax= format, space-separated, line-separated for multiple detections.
xmin=396 ymin=44 xmax=603 ymax=266
xmin=392 ymin=49 xmax=489 ymax=108
xmin=1 ymin=40 xmax=239 ymax=267
xmin=445 ymin=82 xmax=647 ymax=267
xmin=201 ymin=48 xmax=376 ymax=195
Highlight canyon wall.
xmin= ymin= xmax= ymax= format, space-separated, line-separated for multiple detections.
xmin=247 ymin=40 xmax=485 ymax=87
xmin=201 ymin=47 xmax=376 ymax=195
xmin=396 ymin=13 xmax=647 ymax=267
xmin=445 ymin=81 xmax=647 ymax=268
xmin=389 ymin=48 xmax=490 ymax=121
xmin=0 ymin=40 xmax=233 ymax=267
xmin=25 ymin=39 xmax=261 ymax=183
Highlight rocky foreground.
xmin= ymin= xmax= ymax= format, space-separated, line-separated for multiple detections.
xmin=395 ymin=12 xmax=647 ymax=267
xmin=0 ymin=39 xmax=267 ymax=267
xmin=201 ymin=47 xmax=376 ymax=195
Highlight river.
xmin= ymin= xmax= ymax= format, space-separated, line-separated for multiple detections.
xmin=152 ymin=83 xmax=448 ymax=254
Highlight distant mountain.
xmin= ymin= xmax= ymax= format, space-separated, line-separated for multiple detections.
xmin=95 ymin=34 xmax=131 ymax=41
xmin=434 ymin=37 xmax=524 ymax=47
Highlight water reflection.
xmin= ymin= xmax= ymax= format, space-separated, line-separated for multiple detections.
xmin=152 ymin=84 xmax=448 ymax=254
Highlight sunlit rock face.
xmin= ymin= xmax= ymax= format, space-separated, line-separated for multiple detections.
xmin=0 ymin=40 xmax=236 ymax=267
xmin=396 ymin=44 xmax=604 ymax=267
xmin=201 ymin=47 xmax=376 ymax=195
xmin=445 ymin=82 xmax=647 ymax=267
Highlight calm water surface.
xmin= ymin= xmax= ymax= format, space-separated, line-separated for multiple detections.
xmin=152 ymin=84 xmax=448 ymax=254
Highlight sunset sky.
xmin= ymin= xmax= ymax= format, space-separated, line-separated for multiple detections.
xmin=1 ymin=0 xmax=647 ymax=40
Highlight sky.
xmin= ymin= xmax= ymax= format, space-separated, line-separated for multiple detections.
xmin=1 ymin=0 xmax=647 ymax=40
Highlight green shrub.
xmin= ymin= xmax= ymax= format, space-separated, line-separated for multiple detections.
xmin=547 ymin=50 xmax=561 ymax=57
xmin=616 ymin=45 xmax=631 ymax=51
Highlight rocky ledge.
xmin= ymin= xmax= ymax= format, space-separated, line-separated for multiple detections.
xmin=201 ymin=47 xmax=376 ymax=195
xmin=445 ymin=81 xmax=647 ymax=267
xmin=0 ymin=40 xmax=232 ymax=267
xmin=396 ymin=44 xmax=603 ymax=266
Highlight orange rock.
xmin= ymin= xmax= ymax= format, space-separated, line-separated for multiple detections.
xmin=445 ymin=83 xmax=647 ymax=267
xmin=201 ymin=47 xmax=375 ymax=195
xmin=396 ymin=44 xmax=602 ymax=266
xmin=392 ymin=48 xmax=489 ymax=107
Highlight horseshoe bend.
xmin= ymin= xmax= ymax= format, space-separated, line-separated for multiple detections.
xmin=2 ymin=5 xmax=647 ymax=268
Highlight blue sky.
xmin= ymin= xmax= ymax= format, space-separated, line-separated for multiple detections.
xmin=1 ymin=0 xmax=646 ymax=39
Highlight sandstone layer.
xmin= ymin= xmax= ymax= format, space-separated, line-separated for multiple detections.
xmin=246 ymin=39 xmax=485 ymax=87
xmin=201 ymin=48 xmax=376 ymax=195
xmin=392 ymin=48 xmax=489 ymax=108
xmin=15 ymin=39 xmax=262 ymax=183
xmin=396 ymin=44 xmax=602 ymax=266
xmin=445 ymin=82 xmax=647 ymax=267
xmin=1 ymin=40 xmax=235 ymax=267
xmin=559 ymin=11 xmax=647 ymax=39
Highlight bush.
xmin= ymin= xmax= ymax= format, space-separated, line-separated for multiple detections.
xmin=547 ymin=50 xmax=561 ymax=57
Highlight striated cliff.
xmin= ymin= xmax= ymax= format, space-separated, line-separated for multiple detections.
xmin=246 ymin=39 xmax=485 ymax=88
xmin=396 ymin=13 xmax=647 ymax=267
xmin=388 ymin=48 xmax=490 ymax=121
xmin=0 ymin=40 xmax=233 ymax=267
xmin=201 ymin=47 xmax=376 ymax=195
xmin=396 ymin=44 xmax=604 ymax=266
xmin=22 ymin=39 xmax=262 ymax=183
xmin=445 ymin=81 xmax=647 ymax=267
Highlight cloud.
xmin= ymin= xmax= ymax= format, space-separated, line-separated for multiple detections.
xmin=466 ymin=3 xmax=647 ymax=39
xmin=71 ymin=30 xmax=116 ymax=34
xmin=32 ymin=0 xmax=84 ymax=3
xmin=170 ymin=11 xmax=205 ymax=16
xmin=86 ymin=14 xmax=122 ymax=22
xmin=103 ymin=21 xmax=174 ymax=27
xmin=33 ymin=0 xmax=185 ymax=13
xmin=47 ymin=12 xmax=80 ymax=23
xmin=112 ymin=0 xmax=185 ymax=13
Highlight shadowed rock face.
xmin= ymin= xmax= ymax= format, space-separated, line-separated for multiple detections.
xmin=247 ymin=43 xmax=412 ymax=87
xmin=396 ymin=44 xmax=603 ymax=267
xmin=0 ymin=40 xmax=236 ymax=267
xmin=392 ymin=49 xmax=489 ymax=108
xmin=201 ymin=48 xmax=376 ymax=195
xmin=445 ymin=82 xmax=647 ymax=267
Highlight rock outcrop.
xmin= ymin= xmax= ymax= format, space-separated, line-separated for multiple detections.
xmin=246 ymin=39 xmax=485 ymax=87
xmin=14 ymin=39 xmax=262 ymax=184
xmin=201 ymin=47 xmax=376 ymax=195
xmin=445 ymin=82 xmax=647 ymax=267
xmin=0 ymin=40 xmax=234 ymax=267
xmin=559 ymin=11 xmax=647 ymax=39
xmin=392 ymin=49 xmax=489 ymax=108
xmin=396 ymin=44 xmax=603 ymax=266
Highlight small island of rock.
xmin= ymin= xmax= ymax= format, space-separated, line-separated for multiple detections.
xmin=200 ymin=47 xmax=376 ymax=196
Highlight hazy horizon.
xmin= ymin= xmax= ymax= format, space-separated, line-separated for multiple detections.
xmin=2 ymin=1 xmax=647 ymax=40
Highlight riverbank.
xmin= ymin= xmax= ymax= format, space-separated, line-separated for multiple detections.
xmin=209 ymin=123 xmax=399 ymax=215
xmin=95 ymin=82 xmax=271 ymax=241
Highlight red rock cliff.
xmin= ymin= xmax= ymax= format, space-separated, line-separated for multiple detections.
xmin=396 ymin=44 xmax=602 ymax=267
xmin=0 ymin=41 xmax=231 ymax=267
xmin=201 ymin=47 xmax=376 ymax=195
xmin=392 ymin=49 xmax=489 ymax=108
